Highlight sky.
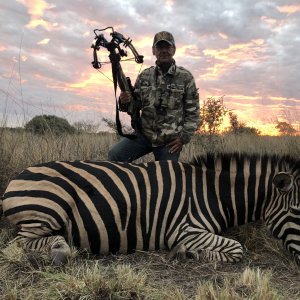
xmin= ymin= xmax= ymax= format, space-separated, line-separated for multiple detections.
xmin=0 ymin=0 xmax=300 ymax=135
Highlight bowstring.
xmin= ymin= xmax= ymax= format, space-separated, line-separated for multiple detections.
xmin=97 ymin=58 xmax=144 ymax=87
xmin=137 ymin=61 xmax=143 ymax=77
xmin=96 ymin=69 xmax=113 ymax=83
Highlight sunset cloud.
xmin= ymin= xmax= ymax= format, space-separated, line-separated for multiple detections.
xmin=17 ymin=0 xmax=56 ymax=30
xmin=0 ymin=45 xmax=7 ymax=52
xmin=64 ymin=104 xmax=90 ymax=112
xmin=277 ymin=5 xmax=300 ymax=15
xmin=219 ymin=33 xmax=228 ymax=40
xmin=16 ymin=0 xmax=55 ymax=16
xmin=69 ymin=72 xmax=112 ymax=89
xmin=201 ymin=39 xmax=268 ymax=80
xmin=27 ymin=19 xmax=55 ymax=30
xmin=1 ymin=0 xmax=299 ymax=133
xmin=37 ymin=38 xmax=50 ymax=45
xmin=203 ymin=39 xmax=266 ymax=63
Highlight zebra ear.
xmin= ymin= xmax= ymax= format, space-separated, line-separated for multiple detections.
xmin=273 ymin=172 xmax=293 ymax=192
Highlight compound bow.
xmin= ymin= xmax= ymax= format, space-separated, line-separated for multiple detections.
xmin=91 ymin=27 xmax=144 ymax=138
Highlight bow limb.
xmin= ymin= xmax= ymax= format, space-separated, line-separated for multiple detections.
xmin=127 ymin=43 xmax=144 ymax=64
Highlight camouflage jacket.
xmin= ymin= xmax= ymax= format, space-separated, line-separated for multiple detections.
xmin=121 ymin=62 xmax=200 ymax=146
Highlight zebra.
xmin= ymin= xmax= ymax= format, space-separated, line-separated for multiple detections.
xmin=1 ymin=153 xmax=300 ymax=265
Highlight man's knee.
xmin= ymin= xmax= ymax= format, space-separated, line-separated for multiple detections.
xmin=107 ymin=143 xmax=131 ymax=162
xmin=107 ymin=135 xmax=150 ymax=162
xmin=107 ymin=146 xmax=120 ymax=161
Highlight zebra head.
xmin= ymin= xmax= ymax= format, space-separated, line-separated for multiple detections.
xmin=267 ymin=167 xmax=300 ymax=265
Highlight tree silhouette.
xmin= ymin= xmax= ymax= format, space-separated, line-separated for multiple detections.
xmin=228 ymin=111 xmax=260 ymax=135
xmin=198 ymin=96 xmax=228 ymax=135
xmin=275 ymin=121 xmax=297 ymax=136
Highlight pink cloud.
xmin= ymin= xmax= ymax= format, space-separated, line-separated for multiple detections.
xmin=37 ymin=38 xmax=50 ymax=45
xmin=201 ymin=39 xmax=268 ymax=79
xmin=64 ymin=104 xmax=90 ymax=112
xmin=277 ymin=5 xmax=300 ymax=15
xmin=16 ymin=0 xmax=55 ymax=16
xmin=0 ymin=45 xmax=7 ymax=52
xmin=17 ymin=0 xmax=56 ymax=30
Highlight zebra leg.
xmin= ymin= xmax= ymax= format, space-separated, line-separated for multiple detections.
xmin=13 ymin=224 xmax=71 ymax=265
xmin=167 ymin=224 xmax=243 ymax=263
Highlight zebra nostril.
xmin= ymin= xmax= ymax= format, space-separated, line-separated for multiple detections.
xmin=51 ymin=251 xmax=68 ymax=266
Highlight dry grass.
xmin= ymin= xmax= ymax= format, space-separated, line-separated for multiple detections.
xmin=0 ymin=129 xmax=116 ymax=193
xmin=1 ymin=221 xmax=299 ymax=299
xmin=0 ymin=129 xmax=300 ymax=299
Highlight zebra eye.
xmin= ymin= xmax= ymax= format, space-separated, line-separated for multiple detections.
xmin=52 ymin=243 xmax=63 ymax=249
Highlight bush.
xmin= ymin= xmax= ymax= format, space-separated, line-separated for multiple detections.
xmin=25 ymin=115 xmax=75 ymax=135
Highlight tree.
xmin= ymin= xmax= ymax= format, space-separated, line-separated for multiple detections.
xmin=25 ymin=115 xmax=75 ymax=135
xmin=102 ymin=117 xmax=133 ymax=135
xmin=227 ymin=111 xmax=260 ymax=135
xmin=73 ymin=120 xmax=100 ymax=133
xmin=102 ymin=117 xmax=117 ymax=133
xmin=275 ymin=121 xmax=297 ymax=136
xmin=198 ymin=96 xmax=228 ymax=135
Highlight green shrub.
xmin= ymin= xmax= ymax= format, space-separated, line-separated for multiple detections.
xmin=25 ymin=115 xmax=75 ymax=135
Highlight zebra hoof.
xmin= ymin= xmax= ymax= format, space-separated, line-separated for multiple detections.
xmin=51 ymin=252 xmax=68 ymax=265
xmin=169 ymin=244 xmax=187 ymax=259
xmin=186 ymin=250 xmax=200 ymax=260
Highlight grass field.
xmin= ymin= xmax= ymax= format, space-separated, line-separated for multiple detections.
xmin=0 ymin=129 xmax=299 ymax=299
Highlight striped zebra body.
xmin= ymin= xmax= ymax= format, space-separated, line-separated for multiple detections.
xmin=2 ymin=153 xmax=300 ymax=265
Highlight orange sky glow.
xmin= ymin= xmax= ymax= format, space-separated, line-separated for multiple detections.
xmin=1 ymin=1 xmax=299 ymax=136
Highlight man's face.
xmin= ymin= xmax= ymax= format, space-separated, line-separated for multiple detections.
xmin=152 ymin=41 xmax=176 ymax=64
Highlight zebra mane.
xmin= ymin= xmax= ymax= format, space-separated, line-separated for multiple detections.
xmin=190 ymin=152 xmax=299 ymax=172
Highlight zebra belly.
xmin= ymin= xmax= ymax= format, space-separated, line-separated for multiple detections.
xmin=70 ymin=210 xmax=167 ymax=255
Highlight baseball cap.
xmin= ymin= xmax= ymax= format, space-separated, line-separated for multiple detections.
xmin=153 ymin=31 xmax=175 ymax=47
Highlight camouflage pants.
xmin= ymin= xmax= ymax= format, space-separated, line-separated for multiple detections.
xmin=107 ymin=133 xmax=180 ymax=162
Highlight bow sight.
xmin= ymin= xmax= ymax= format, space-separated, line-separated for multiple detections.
xmin=91 ymin=27 xmax=143 ymax=138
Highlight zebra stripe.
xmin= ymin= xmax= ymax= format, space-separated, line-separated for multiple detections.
xmin=2 ymin=153 xmax=300 ymax=265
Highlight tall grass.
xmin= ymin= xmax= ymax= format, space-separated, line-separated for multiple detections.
xmin=0 ymin=129 xmax=117 ymax=194
xmin=181 ymin=133 xmax=300 ymax=162
xmin=0 ymin=129 xmax=299 ymax=299
xmin=0 ymin=129 xmax=299 ymax=193
xmin=0 ymin=128 xmax=299 ymax=194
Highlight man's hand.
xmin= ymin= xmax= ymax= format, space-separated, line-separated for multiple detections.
xmin=167 ymin=137 xmax=183 ymax=154
xmin=119 ymin=91 xmax=132 ymax=104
